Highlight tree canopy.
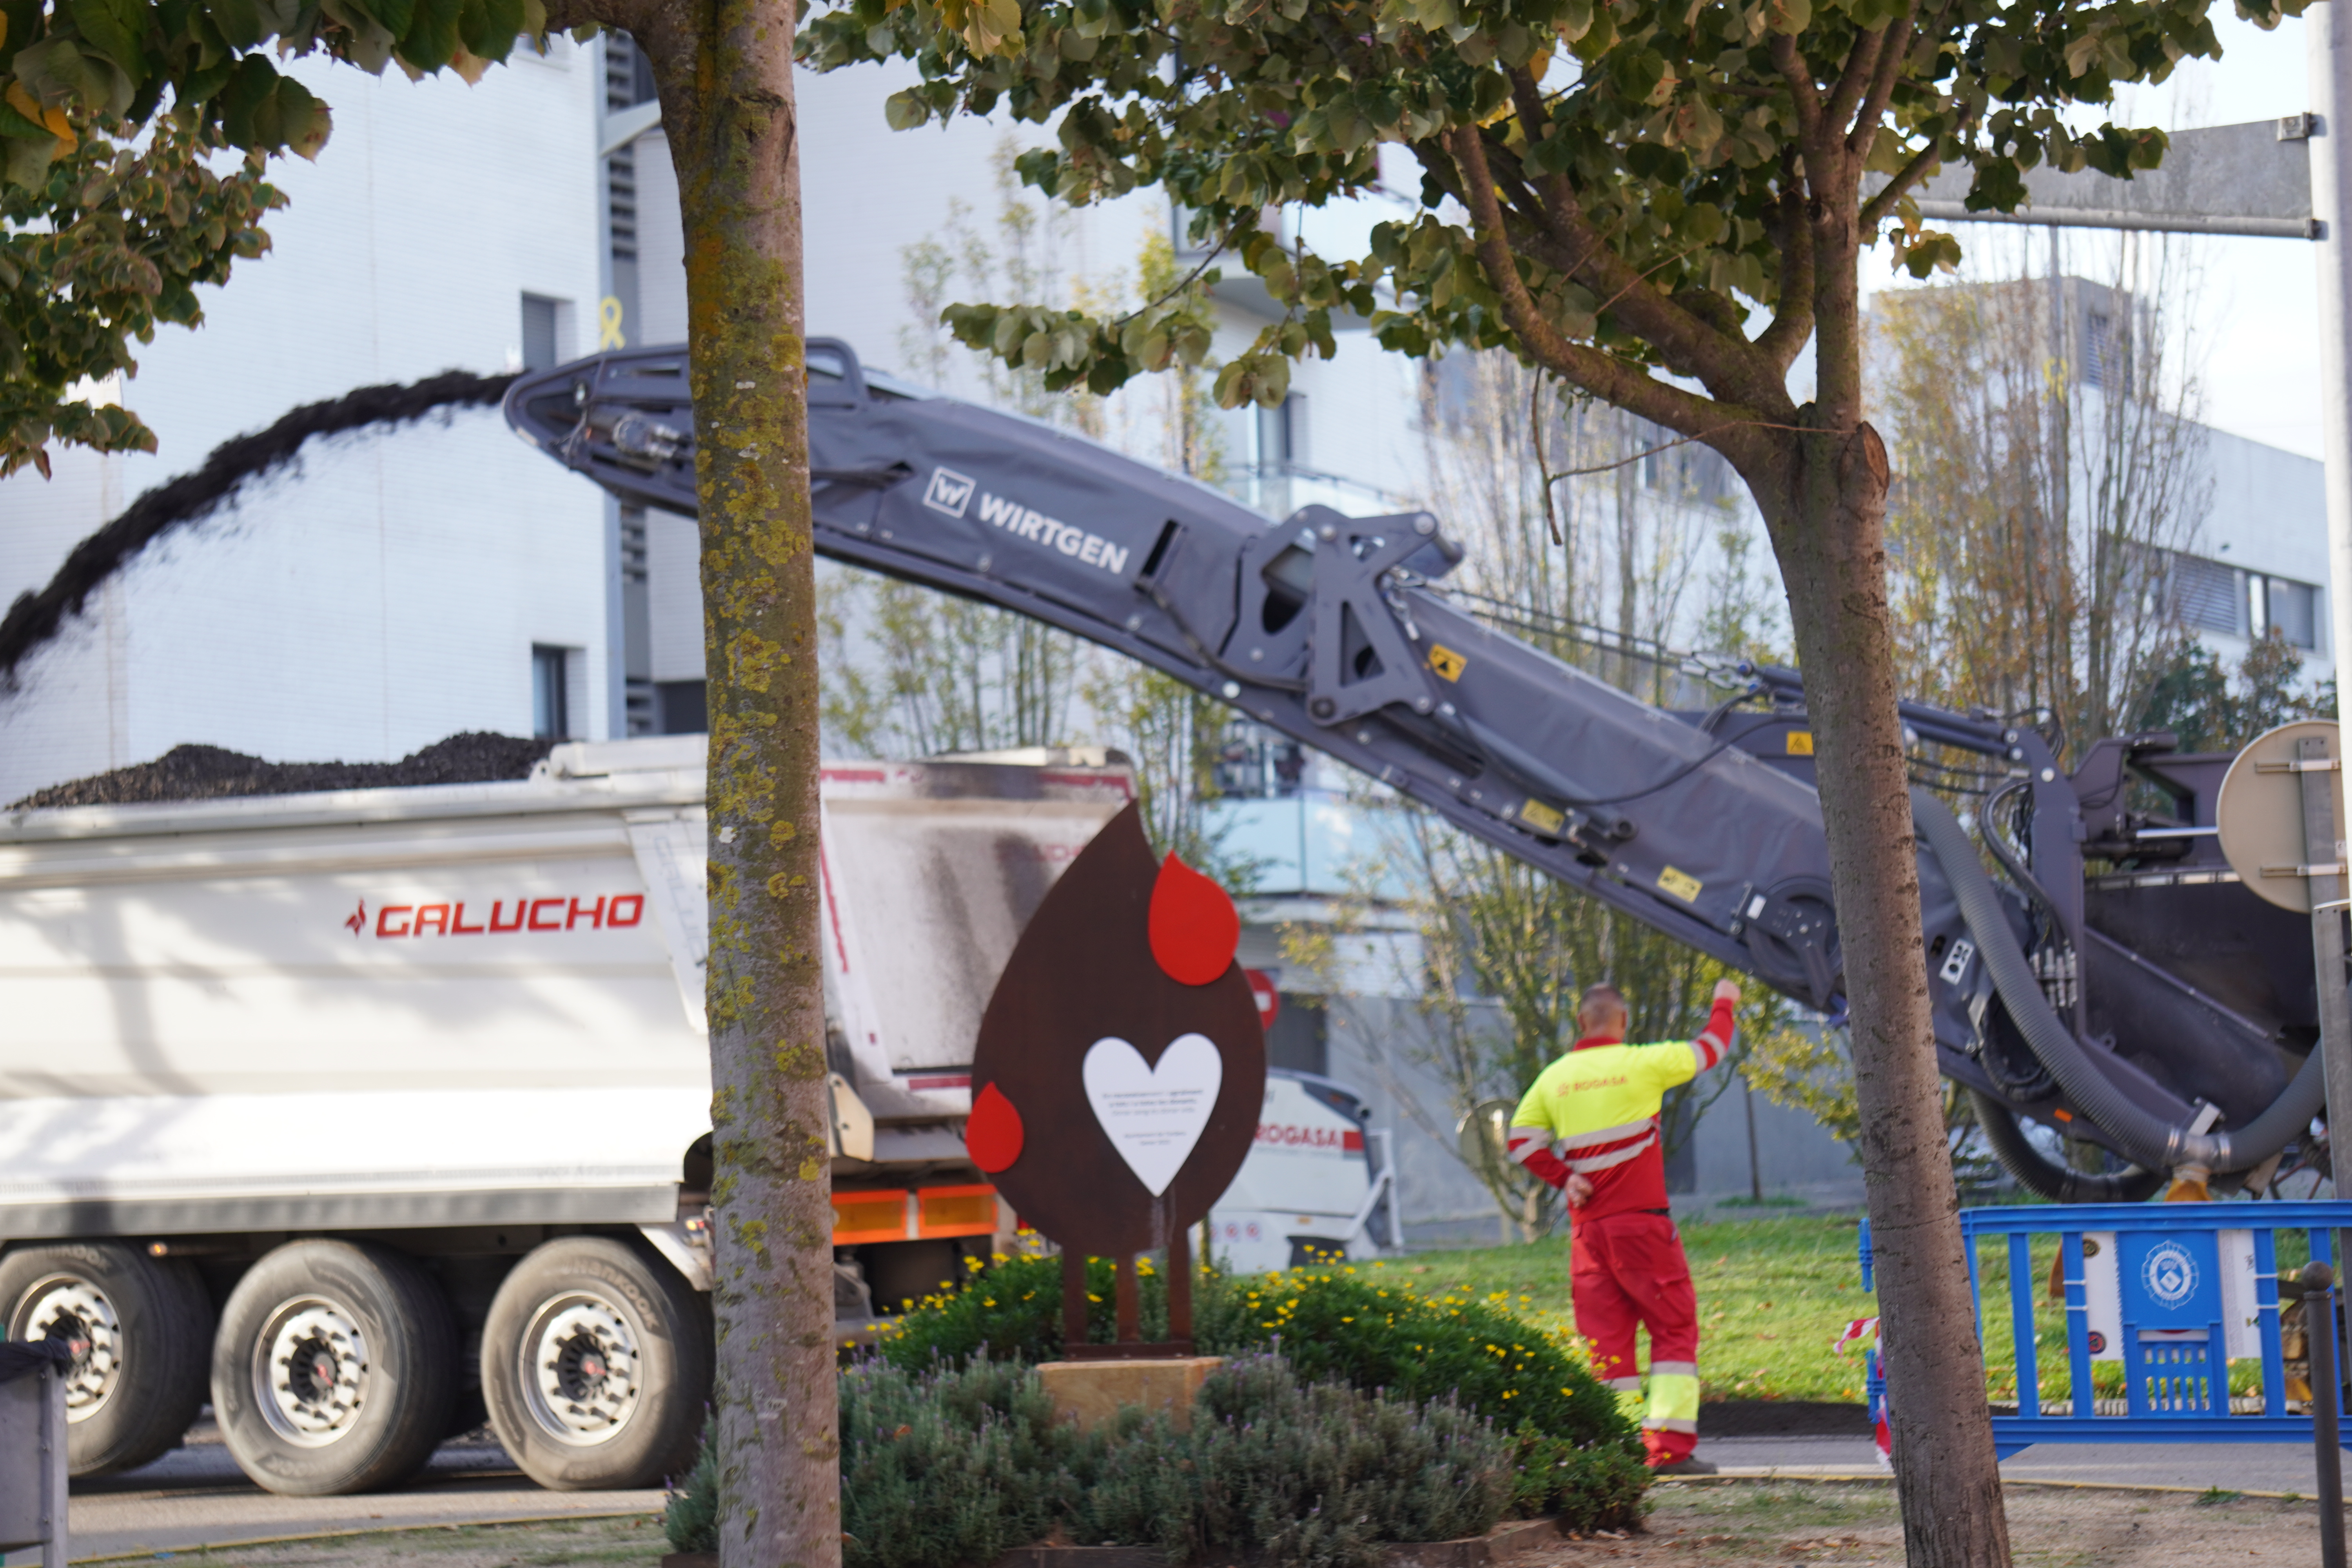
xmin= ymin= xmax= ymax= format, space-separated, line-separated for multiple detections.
xmin=805 ymin=0 xmax=2286 ymax=438
xmin=0 ymin=0 xmax=550 ymax=473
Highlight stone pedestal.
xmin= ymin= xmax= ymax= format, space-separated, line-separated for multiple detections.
xmin=1034 ymin=1356 xmax=1225 ymax=1432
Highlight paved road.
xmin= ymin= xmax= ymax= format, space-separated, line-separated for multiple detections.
xmin=1697 ymin=1432 xmax=2339 ymax=1495
xmin=4 ymin=1423 xmax=662 ymax=1566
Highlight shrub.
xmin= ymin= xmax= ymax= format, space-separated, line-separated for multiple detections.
xmin=662 ymin=1350 xmax=1639 ymax=1563
xmin=1506 ymin=1430 xmax=1652 ymax=1525
xmin=877 ymin=1251 xmax=1167 ymax=1370
xmin=884 ymin=1257 xmax=1632 ymax=1442
xmin=838 ymin=1357 xmax=1085 ymax=1568
xmin=662 ymin=1412 xmax=719 ymax=1554
xmin=880 ymin=1259 xmax=1646 ymax=1535
xmin=1192 ymin=1269 xmax=1630 ymax=1456
xmin=1074 ymin=1355 xmax=1517 ymax=1568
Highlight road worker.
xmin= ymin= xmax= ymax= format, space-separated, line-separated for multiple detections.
xmin=1506 ymin=976 xmax=1739 ymax=1474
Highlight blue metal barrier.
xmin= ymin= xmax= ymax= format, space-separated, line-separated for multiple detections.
xmin=1861 ymin=1202 xmax=2352 ymax=1460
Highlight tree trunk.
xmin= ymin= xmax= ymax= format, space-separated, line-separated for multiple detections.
xmin=643 ymin=13 xmax=838 ymax=1568
xmin=1757 ymin=422 xmax=2012 ymax=1567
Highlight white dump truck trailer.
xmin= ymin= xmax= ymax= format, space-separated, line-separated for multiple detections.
xmin=0 ymin=737 xmax=1137 ymax=1495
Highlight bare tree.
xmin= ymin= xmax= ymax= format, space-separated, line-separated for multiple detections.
xmin=1873 ymin=233 xmax=2212 ymax=756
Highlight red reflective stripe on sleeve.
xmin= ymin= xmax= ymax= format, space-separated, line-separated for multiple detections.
xmin=1523 ymin=1147 xmax=1572 ymax=1190
xmin=1692 ymin=997 xmax=1737 ymax=1070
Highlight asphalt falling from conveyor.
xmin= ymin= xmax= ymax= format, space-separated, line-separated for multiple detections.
xmin=0 ymin=369 xmax=519 ymax=693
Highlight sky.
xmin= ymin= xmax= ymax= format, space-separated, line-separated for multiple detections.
xmin=1863 ymin=10 xmax=2326 ymax=459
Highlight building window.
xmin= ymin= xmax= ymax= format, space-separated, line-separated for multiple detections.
xmin=2255 ymin=573 xmax=2321 ymax=650
xmin=1257 ymin=394 xmax=1307 ymax=472
xmin=2167 ymin=552 xmax=2243 ymax=637
xmin=1214 ymin=719 xmax=1305 ymax=799
xmin=657 ymin=680 xmax=708 ymax=735
xmin=520 ymin=294 xmax=571 ymax=372
xmin=532 ymin=645 xmax=572 ymax=740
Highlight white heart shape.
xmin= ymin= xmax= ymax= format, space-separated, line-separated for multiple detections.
xmin=1082 ymin=1033 xmax=1224 ymax=1196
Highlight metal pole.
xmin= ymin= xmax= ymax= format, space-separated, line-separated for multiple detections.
xmin=2298 ymin=738 xmax=2352 ymax=1212
xmin=2315 ymin=2 xmax=2352 ymax=712
xmin=1744 ymin=1077 xmax=1763 ymax=1203
xmin=38 ymin=1361 xmax=65 ymax=1568
xmin=2310 ymin=1262 xmax=2346 ymax=1568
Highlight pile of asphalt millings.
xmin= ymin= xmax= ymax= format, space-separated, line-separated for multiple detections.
xmin=0 ymin=368 xmax=518 ymax=695
xmin=12 ymin=732 xmax=555 ymax=809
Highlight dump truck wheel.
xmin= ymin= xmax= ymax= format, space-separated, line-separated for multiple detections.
xmin=0 ymin=1241 xmax=212 ymax=1476
xmin=481 ymin=1235 xmax=711 ymax=1490
xmin=211 ymin=1239 xmax=458 ymax=1495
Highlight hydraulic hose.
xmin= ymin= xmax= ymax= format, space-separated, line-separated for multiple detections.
xmin=1968 ymin=1088 xmax=2165 ymax=1203
xmin=1913 ymin=787 xmax=2327 ymax=1175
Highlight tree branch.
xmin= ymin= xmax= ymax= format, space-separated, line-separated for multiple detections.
xmin=1821 ymin=25 xmax=1889 ymax=154
xmin=1859 ymin=136 xmax=1945 ymax=232
xmin=1769 ymin=35 xmax=1824 ymax=150
xmin=1470 ymin=120 xmax=1763 ymax=396
xmin=1444 ymin=125 xmax=1762 ymax=459
xmin=1749 ymin=168 xmax=1814 ymax=378
xmin=1847 ymin=12 xmax=1916 ymax=153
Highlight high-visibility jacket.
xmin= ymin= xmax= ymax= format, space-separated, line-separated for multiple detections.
xmin=1504 ymin=997 xmax=1735 ymax=1222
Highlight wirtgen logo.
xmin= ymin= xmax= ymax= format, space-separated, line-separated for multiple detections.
xmin=924 ymin=466 xmax=976 ymax=517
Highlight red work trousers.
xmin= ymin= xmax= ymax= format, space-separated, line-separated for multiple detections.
xmin=1570 ymin=1208 xmax=1700 ymax=1464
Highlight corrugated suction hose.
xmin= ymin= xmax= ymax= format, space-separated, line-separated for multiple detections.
xmin=1967 ymin=1087 xmax=2165 ymax=1202
xmin=1913 ymin=788 xmax=2326 ymax=1176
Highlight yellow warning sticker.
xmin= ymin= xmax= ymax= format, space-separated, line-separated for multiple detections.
xmin=1657 ymin=866 xmax=1703 ymax=902
xmin=1519 ymin=798 xmax=1565 ymax=834
xmin=1785 ymin=731 xmax=1815 ymax=756
xmin=1428 ymin=644 xmax=1467 ymax=681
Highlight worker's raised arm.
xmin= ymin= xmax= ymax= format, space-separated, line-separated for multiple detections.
xmin=1505 ymin=1076 xmax=1574 ymax=1192
xmin=1692 ymin=978 xmax=1740 ymax=1072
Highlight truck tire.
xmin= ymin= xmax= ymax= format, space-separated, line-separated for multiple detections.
xmin=481 ymin=1236 xmax=711 ymax=1490
xmin=0 ymin=1241 xmax=212 ymax=1476
xmin=211 ymin=1239 xmax=458 ymax=1495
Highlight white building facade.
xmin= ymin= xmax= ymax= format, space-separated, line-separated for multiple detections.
xmin=0 ymin=43 xmax=612 ymax=805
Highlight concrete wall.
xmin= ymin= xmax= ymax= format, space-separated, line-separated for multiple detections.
xmin=1683 ymin=1076 xmax=1866 ymax=1209
xmin=0 ymin=48 xmax=609 ymax=803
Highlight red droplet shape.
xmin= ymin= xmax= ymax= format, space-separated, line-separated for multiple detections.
xmin=1148 ymin=852 xmax=1240 ymax=985
xmin=965 ymin=1081 xmax=1025 ymax=1173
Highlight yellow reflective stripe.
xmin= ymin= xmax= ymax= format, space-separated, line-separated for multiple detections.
xmin=1646 ymin=1371 xmax=1700 ymax=1427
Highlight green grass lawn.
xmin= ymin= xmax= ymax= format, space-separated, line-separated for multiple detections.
xmin=1387 ymin=1214 xmax=1878 ymax=1403
xmin=1395 ymin=1213 xmax=2314 ymax=1406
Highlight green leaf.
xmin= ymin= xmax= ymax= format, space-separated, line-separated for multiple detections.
xmin=273 ymin=71 xmax=328 ymax=156
xmin=458 ymin=0 xmax=523 ymax=59
xmin=69 ymin=0 xmax=152 ymax=74
xmin=398 ymin=0 xmax=461 ymax=71
xmin=884 ymin=88 xmax=927 ymax=129
xmin=205 ymin=0 xmax=265 ymax=47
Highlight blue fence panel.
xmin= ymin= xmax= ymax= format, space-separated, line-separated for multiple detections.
xmin=1860 ymin=1202 xmax=2352 ymax=1459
